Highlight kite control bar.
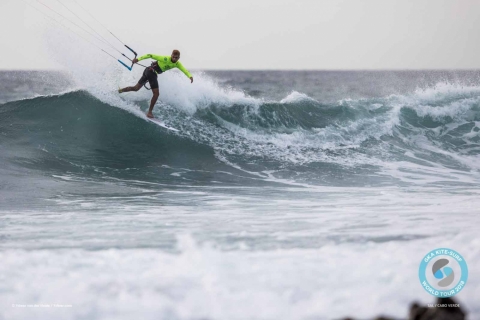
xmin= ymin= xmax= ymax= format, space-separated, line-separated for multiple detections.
xmin=118 ymin=45 xmax=137 ymax=71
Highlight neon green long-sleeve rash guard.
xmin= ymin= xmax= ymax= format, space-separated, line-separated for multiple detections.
xmin=138 ymin=54 xmax=192 ymax=78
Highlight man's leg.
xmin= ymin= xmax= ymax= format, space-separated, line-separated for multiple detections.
xmin=119 ymin=83 xmax=142 ymax=93
xmin=146 ymin=89 xmax=160 ymax=118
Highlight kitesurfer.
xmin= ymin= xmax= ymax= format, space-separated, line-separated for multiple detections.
xmin=119 ymin=49 xmax=193 ymax=118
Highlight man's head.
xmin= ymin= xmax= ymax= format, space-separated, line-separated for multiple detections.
xmin=171 ymin=50 xmax=180 ymax=63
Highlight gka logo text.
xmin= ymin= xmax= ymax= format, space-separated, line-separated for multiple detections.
xmin=418 ymin=248 xmax=468 ymax=297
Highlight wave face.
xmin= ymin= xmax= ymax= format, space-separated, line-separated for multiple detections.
xmin=0 ymin=91 xmax=237 ymax=186
xmin=2 ymin=71 xmax=480 ymax=190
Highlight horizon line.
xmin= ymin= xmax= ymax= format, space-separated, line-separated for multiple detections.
xmin=2 ymin=68 xmax=480 ymax=72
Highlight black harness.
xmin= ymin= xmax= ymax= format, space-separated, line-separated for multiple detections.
xmin=143 ymin=61 xmax=163 ymax=90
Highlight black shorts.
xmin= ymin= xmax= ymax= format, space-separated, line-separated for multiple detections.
xmin=137 ymin=68 xmax=158 ymax=90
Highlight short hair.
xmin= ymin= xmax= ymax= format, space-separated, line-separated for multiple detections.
xmin=172 ymin=49 xmax=180 ymax=56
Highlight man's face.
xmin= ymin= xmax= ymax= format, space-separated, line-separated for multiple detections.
xmin=171 ymin=53 xmax=180 ymax=63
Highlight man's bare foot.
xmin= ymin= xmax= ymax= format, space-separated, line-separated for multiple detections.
xmin=146 ymin=112 xmax=154 ymax=118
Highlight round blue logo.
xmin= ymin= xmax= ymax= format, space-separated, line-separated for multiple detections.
xmin=419 ymin=248 xmax=468 ymax=297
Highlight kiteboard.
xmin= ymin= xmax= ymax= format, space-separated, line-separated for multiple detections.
xmin=147 ymin=117 xmax=179 ymax=132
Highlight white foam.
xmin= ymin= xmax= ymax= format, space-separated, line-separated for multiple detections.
xmin=280 ymin=91 xmax=317 ymax=104
xmin=1 ymin=232 xmax=479 ymax=320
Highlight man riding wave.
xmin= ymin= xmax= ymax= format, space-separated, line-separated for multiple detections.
xmin=119 ymin=49 xmax=193 ymax=118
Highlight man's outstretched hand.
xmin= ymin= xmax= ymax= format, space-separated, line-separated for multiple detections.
xmin=190 ymin=77 xmax=193 ymax=83
xmin=133 ymin=58 xmax=139 ymax=64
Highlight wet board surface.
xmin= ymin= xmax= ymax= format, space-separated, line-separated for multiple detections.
xmin=147 ymin=118 xmax=179 ymax=132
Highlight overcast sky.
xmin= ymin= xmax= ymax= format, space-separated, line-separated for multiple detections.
xmin=1 ymin=0 xmax=480 ymax=70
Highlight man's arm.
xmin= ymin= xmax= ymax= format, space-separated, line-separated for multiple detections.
xmin=176 ymin=62 xmax=193 ymax=83
xmin=137 ymin=54 xmax=166 ymax=62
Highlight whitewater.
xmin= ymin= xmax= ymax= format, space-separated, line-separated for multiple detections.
xmin=1 ymin=65 xmax=480 ymax=319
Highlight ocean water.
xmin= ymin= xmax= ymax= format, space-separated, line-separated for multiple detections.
xmin=1 ymin=69 xmax=480 ymax=320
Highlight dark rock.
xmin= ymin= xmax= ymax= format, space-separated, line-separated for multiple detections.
xmin=409 ymin=302 xmax=429 ymax=320
xmin=341 ymin=296 xmax=466 ymax=320
xmin=409 ymin=297 xmax=466 ymax=320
